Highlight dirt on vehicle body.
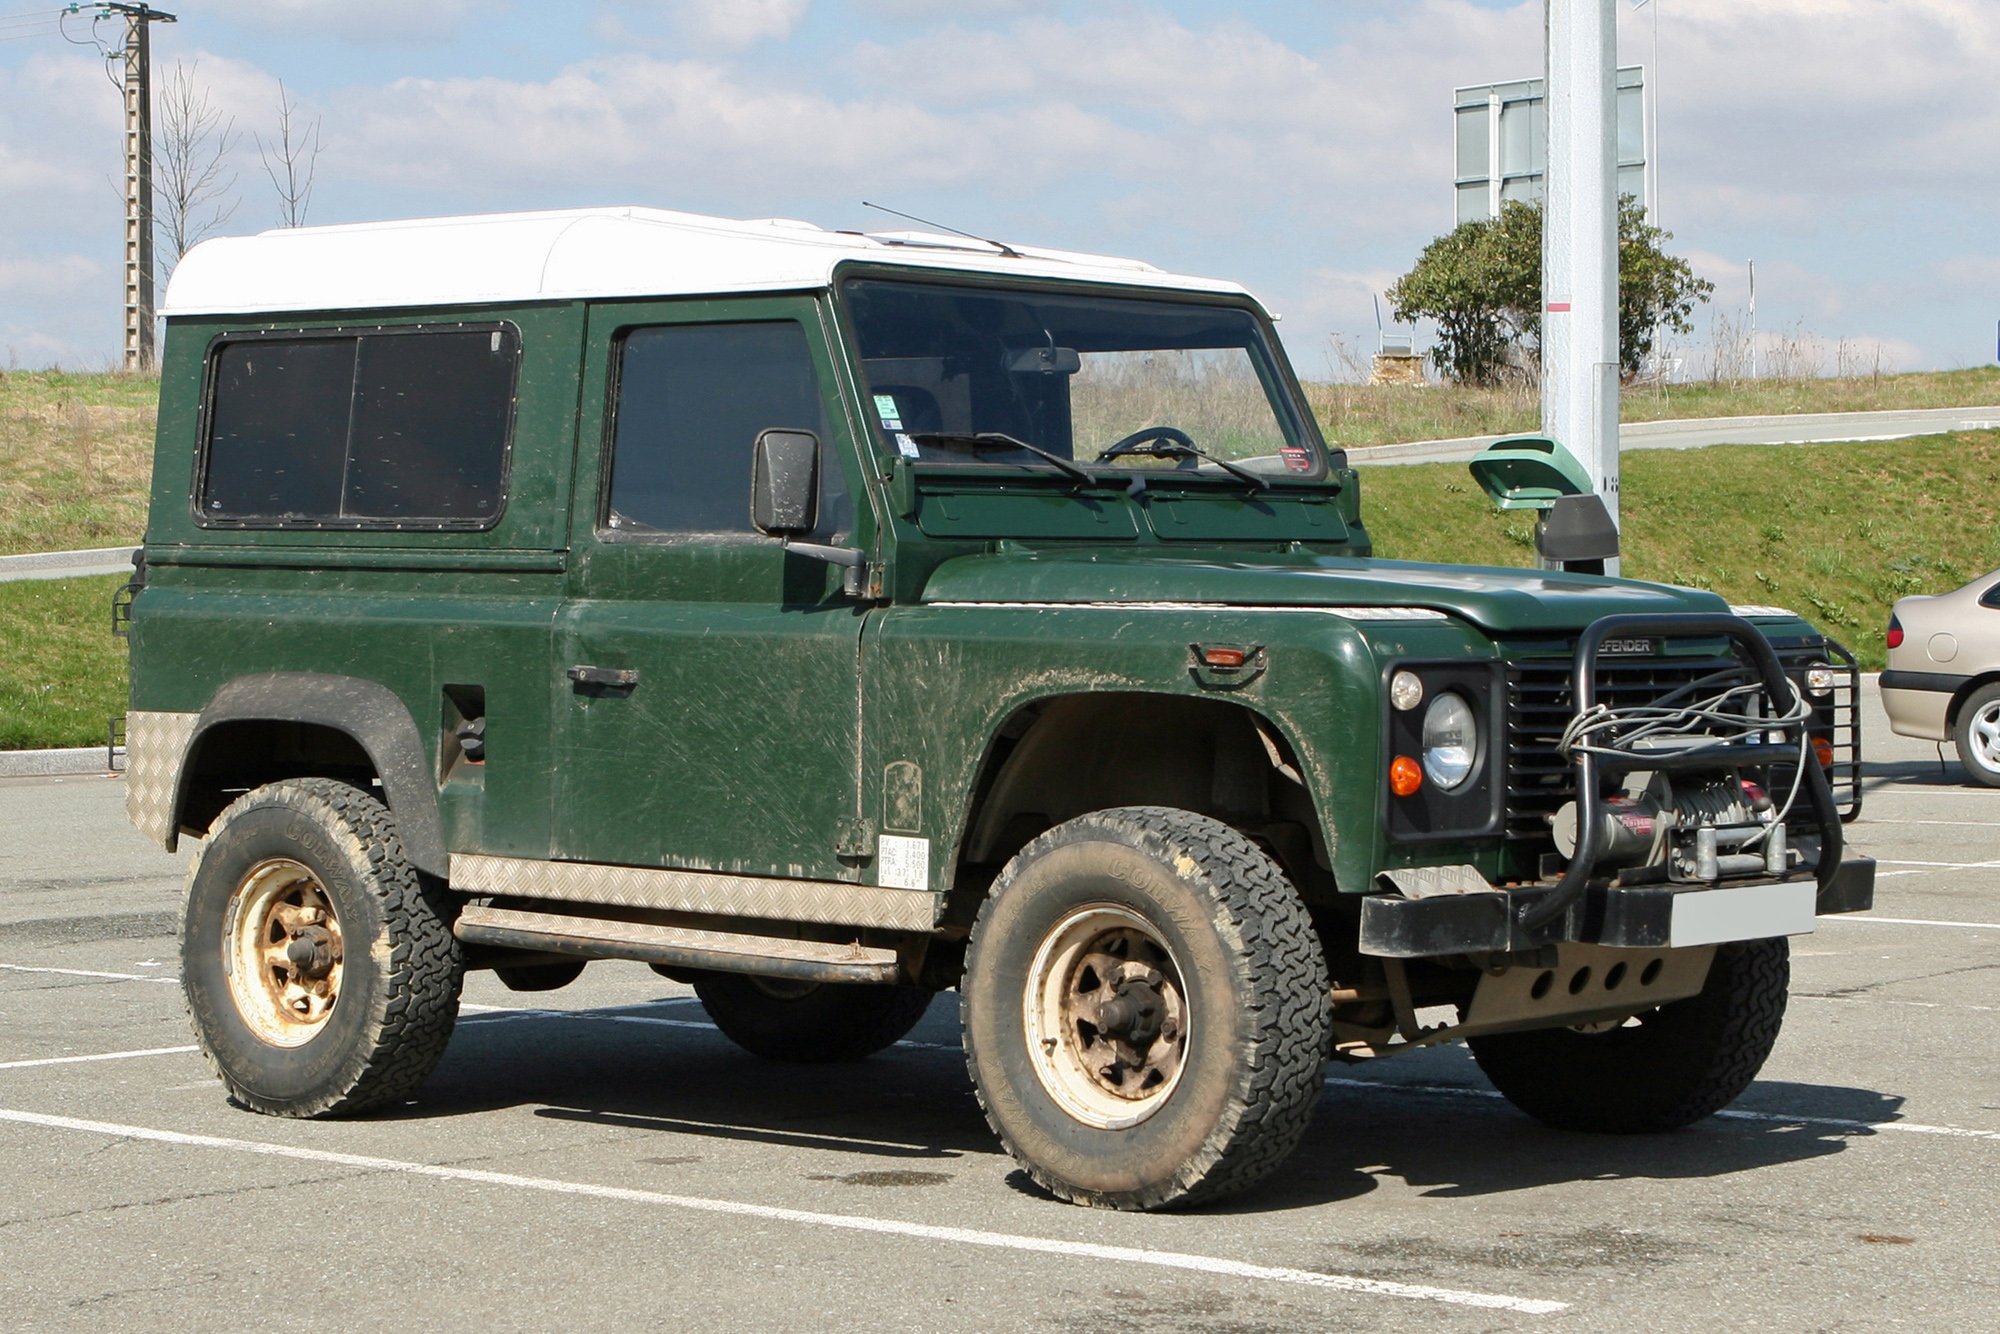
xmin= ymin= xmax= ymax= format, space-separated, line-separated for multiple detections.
xmin=125 ymin=206 xmax=1874 ymax=1210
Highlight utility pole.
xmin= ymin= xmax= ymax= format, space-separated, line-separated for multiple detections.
xmin=1541 ymin=0 xmax=1620 ymax=570
xmin=100 ymin=3 xmax=177 ymax=372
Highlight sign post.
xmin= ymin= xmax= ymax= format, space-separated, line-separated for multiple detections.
xmin=1540 ymin=0 xmax=1620 ymax=572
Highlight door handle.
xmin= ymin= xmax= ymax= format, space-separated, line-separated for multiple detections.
xmin=567 ymin=665 xmax=639 ymax=691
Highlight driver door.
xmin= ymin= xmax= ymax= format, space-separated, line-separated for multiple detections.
xmin=553 ymin=296 xmax=868 ymax=880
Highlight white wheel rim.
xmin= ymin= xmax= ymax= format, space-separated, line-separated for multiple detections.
xmin=1023 ymin=905 xmax=1189 ymax=1130
xmin=224 ymin=858 xmax=344 ymax=1048
xmin=1973 ymin=702 xmax=2000 ymax=769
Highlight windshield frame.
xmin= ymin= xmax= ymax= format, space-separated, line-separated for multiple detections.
xmin=829 ymin=265 xmax=1336 ymax=486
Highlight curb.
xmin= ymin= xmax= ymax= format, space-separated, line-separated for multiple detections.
xmin=0 ymin=547 xmax=139 ymax=584
xmin=0 ymin=747 xmax=124 ymax=778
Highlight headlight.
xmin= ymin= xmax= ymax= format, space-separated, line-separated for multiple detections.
xmin=1389 ymin=669 xmax=1425 ymax=711
xmin=1804 ymin=665 xmax=1838 ymax=696
xmin=1421 ymin=692 xmax=1478 ymax=791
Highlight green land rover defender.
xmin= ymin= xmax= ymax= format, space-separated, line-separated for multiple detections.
xmin=124 ymin=206 xmax=1873 ymax=1210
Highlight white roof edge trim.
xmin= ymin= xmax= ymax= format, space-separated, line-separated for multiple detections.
xmin=160 ymin=205 xmax=1247 ymax=317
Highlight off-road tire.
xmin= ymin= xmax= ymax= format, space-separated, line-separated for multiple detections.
xmin=962 ymin=807 xmax=1330 ymax=1211
xmin=1468 ymin=938 xmax=1789 ymax=1133
xmin=1952 ymin=683 xmax=2000 ymax=788
xmin=692 ymin=972 xmax=935 ymax=1062
xmin=180 ymin=778 xmax=463 ymax=1116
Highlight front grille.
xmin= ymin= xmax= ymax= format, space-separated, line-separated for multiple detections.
xmin=1501 ymin=639 xmax=1862 ymax=846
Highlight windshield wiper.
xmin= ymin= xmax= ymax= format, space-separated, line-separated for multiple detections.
xmin=907 ymin=432 xmax=1094 ymax=484
xmin=1096 ymin=429 xmax=1271 ymax=491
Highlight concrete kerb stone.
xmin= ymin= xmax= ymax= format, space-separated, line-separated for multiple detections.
xmin=0 ymin=748 xmax=124 ymax=778
xmin=0 ymin=547 xmax=140 ymax=584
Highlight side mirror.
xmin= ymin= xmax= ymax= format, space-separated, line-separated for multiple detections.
xmin=750 ymin=429 xmax=820 ymax=536
xmin=1536 ymin=492 xmax=1620 ymax=565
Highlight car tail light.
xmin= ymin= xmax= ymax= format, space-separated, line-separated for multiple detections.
xmin=1887 ymin=614 xmax=1903 ymax=650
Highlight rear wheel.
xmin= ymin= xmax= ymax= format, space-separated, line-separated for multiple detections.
xmin=1468 ymin=938 xmax=1788 ymax=1132
xmin=692 ymin=972 xmax=934 ymax=1062
xmin=181 ymin=778 xmax=463 ymax=1117
xmin=962 ymin=807 xmax=1329 ymax=1211
xmin=1953 ymin=683 xmax=2000 ymax=787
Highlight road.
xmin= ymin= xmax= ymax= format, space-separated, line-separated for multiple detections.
xmin=1346 ymin=404 xmax=2000 ymax=467
xmin=0 ymin=683 xmax=1995 ymax=1330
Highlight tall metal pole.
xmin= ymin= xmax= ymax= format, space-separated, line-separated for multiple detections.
xmin=1541 ymin=0 xmax=1620 ymax=569
xmin=110 ymin=4 xmax=175 ymax=373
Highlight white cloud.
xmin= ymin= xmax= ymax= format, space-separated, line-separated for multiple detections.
xmin=0 ymin=254 xmax=100 ymax=301
xmin=174 ymin=0 xmax=480 ymax=45
xmin=851 ymin=0 xmax=1054 ymax=20
xmin=671 ymin=0 xmax=812 ymax=48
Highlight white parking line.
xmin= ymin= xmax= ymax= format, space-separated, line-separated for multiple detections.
xmin=0 ymin=1107 xmax=1566 ymax=1315
xmin=1325 ymin=1078 xmax=2000 ymax=1141
xmin=0 ymin=963 xmax=178 ymax=984
xmin=1824 ymin=915 xmax=2000 ymax=930
xmin=0 ymin=1045 xmax=197 ymax=1071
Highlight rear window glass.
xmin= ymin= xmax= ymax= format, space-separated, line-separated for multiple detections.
xmin=200 ymin=325 xmax=518 ymax=527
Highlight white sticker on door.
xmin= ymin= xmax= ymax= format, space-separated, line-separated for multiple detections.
xmin=878 ymin=834 xmax=930 ymax=891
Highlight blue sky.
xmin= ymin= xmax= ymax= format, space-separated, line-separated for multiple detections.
xmin=2 ymin=0 xmax=1995 ymax=377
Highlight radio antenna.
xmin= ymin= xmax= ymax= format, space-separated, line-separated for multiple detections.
xmin=861 ymin=201 xmax=1022 ymax=259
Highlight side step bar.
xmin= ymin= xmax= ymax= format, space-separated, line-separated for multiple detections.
xmin=454 ymin=905 xmax=902 ymax=985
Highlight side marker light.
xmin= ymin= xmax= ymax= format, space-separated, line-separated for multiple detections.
xmin=1390 ymin=755 xmax=1423 ymax=797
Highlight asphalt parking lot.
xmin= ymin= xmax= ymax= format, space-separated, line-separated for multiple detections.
xmin=2 ymin=681 xmax=1996 ymax=1331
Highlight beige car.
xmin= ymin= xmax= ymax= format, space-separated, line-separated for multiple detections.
xmin=1882 ymin=568 xmax=2000 ymax=785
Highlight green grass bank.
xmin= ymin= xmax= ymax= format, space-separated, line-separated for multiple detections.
xmin=1362 ymin=429 xmax=2000 ymax=668
xmin=0 ymin=575 xmax=128 ymax=751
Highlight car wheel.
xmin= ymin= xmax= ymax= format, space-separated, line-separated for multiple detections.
xmin=1467 ymin=939 xmax=1788 ymax=1132
xmin=180 ymin=778 xmax=464 ymax=1116
xmin=961 ymin=806 xmax=1329 ymax=1211
xmin=1953 ymin=683 xmax=2000 ymax=787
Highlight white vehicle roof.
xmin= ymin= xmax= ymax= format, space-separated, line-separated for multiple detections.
xmin=161 ymin=206 xmax=1255 ymax=317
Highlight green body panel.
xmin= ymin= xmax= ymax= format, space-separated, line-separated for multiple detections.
xmin=127 ymin=267 xmax=1809 ymax=921
xmin=551 ymin=295 xmax=876 ymax=880
xmin=916 ymin=548 xmax=1730 ymax=631
xmin=130 ymin=303 xmax=587 ymax=860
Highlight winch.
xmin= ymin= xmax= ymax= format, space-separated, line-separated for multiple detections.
xmin=1550 ymin=772 xmax=1793 ymax=884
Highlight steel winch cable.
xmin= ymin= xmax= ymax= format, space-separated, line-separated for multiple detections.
xmin=1557 ymin=670 xmax=1813 ymax=851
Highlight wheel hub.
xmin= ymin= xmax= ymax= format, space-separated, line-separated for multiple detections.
xmin=1026 ymin=907 xmax=1189 ymax=1129
xmin=225 ymin=859 xmax=345 ymax=1047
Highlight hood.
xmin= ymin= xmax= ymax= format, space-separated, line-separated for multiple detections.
xmin=918 ymin=549 xmax=1730 ymax=635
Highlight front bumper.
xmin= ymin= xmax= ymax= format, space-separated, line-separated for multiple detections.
xmin=1359 ymin=855 xmax=1875 ymax=958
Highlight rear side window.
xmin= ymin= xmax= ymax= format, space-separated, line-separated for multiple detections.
xmin=200 ymin=325 xmax=518 ymax=528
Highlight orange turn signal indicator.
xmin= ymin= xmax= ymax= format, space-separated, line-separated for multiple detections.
xmin=1390 ymin=755 xmax=1423 ymax=797
xmin=1813 ymin=737 xmax=1835 ymax=769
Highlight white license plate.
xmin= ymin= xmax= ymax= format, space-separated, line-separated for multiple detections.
xmin=1669 ymin=881 xmax=1818 ymax=947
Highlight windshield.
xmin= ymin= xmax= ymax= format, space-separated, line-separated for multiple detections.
xmin=841 ymin=279 xmax=1324 ymax=478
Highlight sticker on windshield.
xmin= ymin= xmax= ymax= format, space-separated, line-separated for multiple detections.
xmin=873 ymin=394 xmax=902 ymax=425
xmin=1280 ymin=446 xmax=1314 ymax=473
xmin=895 ymin=433 xmax=921 ymax=458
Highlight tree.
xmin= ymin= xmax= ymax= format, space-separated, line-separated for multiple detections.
xmin=257 ymin=81 xmax=323 ymax=228
xmin=1387 ymin=198 xmax=1713 ymax=385
xmin=154 ymin=62 xmax=238 ymax=276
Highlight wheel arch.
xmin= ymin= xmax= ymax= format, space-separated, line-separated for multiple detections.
xmin=947 ymin=689 xmax=1331 ymax=914
xmin=1945 ymin=672 xmax=2000 ymax=731
xmin=174 ymin=672 xmax=448 ymax=877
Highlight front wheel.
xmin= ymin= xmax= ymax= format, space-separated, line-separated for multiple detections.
xmin=962 ymin=807 xmax=1330 ymax=1211
xmin=1468 ymin=938 xmax=1789 ymax=1133
xmin=180 ymin=778 xmax=463 ymax=1117
xmin=1953 ymin=683 xmax=2000 ymax=787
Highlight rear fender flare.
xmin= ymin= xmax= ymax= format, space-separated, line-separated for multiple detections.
xmin=177 ymin=672 xmax=447 ymax=877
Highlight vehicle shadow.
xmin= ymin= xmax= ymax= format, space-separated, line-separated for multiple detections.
xmin=1862 ymin=756 xmax=1972 ymax=791
xmin=365 ymin=998 xmax=1908 ymax=1215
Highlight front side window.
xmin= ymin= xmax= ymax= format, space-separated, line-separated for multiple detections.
xmin=200 ymin=325 xmax=517 ymax=527
xmin=605 ymin=320 xmax=847 ymax=537
xmin=841 ymin=279 xmax=1322 ymax=478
